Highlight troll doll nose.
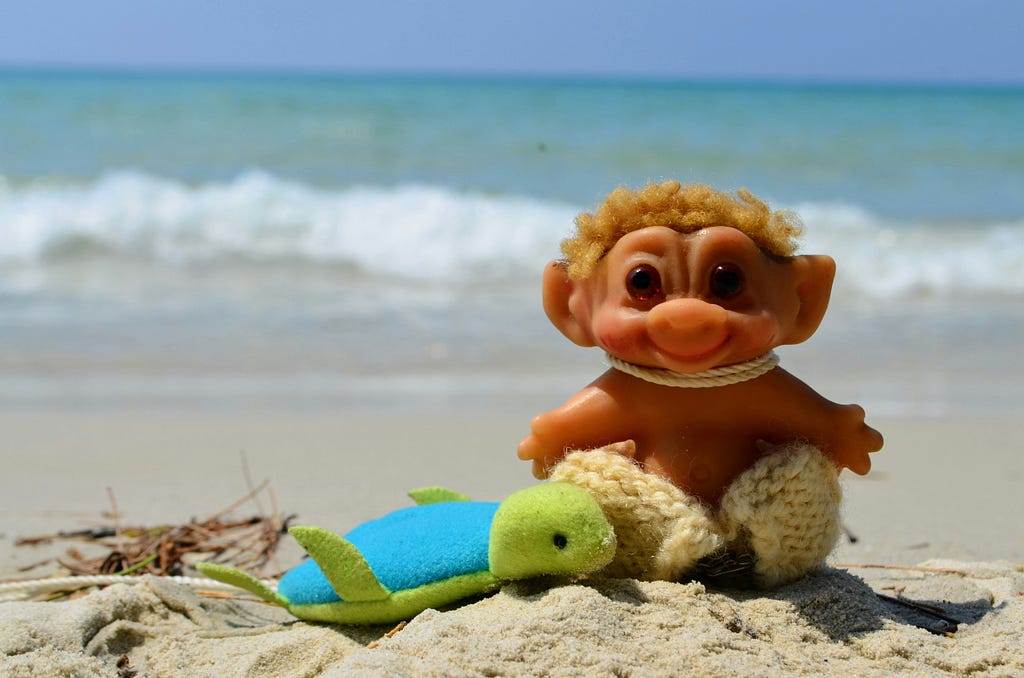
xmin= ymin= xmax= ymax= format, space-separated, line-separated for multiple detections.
xmin=647 ymin=298 xmax=729 ymax=357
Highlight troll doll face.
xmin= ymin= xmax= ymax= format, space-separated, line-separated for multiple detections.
xmin=546 ymin=226 xmax=836 ymax=373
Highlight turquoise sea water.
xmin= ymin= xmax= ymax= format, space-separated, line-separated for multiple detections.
xmin=1 ymin=71 xmax=1022 ymax=415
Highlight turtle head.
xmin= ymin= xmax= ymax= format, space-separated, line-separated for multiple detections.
xmin=488 ymin=482 xmax=615 ymax=581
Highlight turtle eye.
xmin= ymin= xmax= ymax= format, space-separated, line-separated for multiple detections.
xmin=553 ymin=533 xmax=568 ymax=550
xmin=625 ymin=264 xmax=662 ymax=302
xmin=709 ymin=263 xmax=745 ymax=300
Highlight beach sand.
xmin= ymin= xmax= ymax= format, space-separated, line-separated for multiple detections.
xmin=2 ymin=410 xmax=1022 ymax=675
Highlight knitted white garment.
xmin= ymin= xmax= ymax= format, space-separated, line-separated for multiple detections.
xmin=606 ymin=351 xmax=779 ymax=388
xmin=718 ymin=442 xmax=841 ymax=588
xmin=550 ymin=441 xmax=841 ymax=587
xmin=550 ymin=447 xmax=723 ymax=581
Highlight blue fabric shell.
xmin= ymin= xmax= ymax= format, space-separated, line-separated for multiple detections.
xmin=278 ymin=501 xmax=500 ymax=605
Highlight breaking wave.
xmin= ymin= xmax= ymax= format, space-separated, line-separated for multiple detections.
xmin=2 ymin=170 xmax=1022 ymax=300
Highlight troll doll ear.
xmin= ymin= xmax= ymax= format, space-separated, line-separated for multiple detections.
xmin=783 ymin=254 xmax=836 ymax=345
xmin=541 ymin=261 xmax=596 ymax=347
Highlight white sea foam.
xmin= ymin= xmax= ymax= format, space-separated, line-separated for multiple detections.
xmin=1 ymin=171 xmax=1022 ymax=301
xmin=793 ymin=201 xmax=1024 ymax=300
xmin=0 ymin=170 xmax=576 ymax=278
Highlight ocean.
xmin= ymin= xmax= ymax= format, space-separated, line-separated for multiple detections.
xmin=1 ymin=71 xmax=1022 ymax=416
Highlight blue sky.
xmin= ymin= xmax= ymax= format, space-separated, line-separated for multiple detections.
xmin=0 ymin=0 xmax=1020 ymax=84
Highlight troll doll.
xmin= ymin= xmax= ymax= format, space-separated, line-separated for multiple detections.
xmin=518 ymin=181 xmax=883 ymax=586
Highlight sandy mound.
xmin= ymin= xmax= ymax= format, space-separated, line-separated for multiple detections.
xmin=2 ymin=561 xmax=1021 ymax=676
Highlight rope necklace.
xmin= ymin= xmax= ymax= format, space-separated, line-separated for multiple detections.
xmin=606 ymin=350 xmax=779 ymax=388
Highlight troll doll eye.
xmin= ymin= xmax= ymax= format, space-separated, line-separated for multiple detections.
xmin=625 ymin=264 xmax=663 ymax=301
xmin=709 ymin=263 xmax=745 ymax=299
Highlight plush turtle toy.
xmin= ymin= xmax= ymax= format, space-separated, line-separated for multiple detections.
xmin=197 ymin=482 xmax=615 ymax=625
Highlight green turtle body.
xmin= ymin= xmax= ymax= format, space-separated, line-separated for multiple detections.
xmin=198 ymin=483 xmax=615 ymax=625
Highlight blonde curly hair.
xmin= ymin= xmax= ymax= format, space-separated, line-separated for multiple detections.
xmin=561 ymin=180 xmax=803 ymax=280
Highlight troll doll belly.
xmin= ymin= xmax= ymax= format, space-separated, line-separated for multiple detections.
xmin=634 ymin=434 xmax=768 ymax=507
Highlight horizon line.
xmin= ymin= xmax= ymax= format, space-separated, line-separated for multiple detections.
xmin=2 ymin=61 xmax=1022 ymax=92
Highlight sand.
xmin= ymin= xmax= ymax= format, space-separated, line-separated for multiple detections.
xmin=2 ymin=410 xmax=1023 ymax=675
xmin=2 ymin=561 xmax=1021 ymax=676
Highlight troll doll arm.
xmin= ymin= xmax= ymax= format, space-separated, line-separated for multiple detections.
xmin=517 ymin=380 xmax=637 ymax=478
xmin=756 ymin=369 xmax=883 ymax=474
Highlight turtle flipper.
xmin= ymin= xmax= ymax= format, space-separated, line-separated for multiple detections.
xmin=289 ymin=526 xmax=390 ymax=602
xmin=196 ymin=561 xmax=288 ymax=607
xmin=408 ymin=487 xmax=471 ymax=505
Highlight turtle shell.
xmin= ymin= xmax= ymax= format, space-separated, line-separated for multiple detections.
xmin=278 ymin=501 xmax=500 ymax=605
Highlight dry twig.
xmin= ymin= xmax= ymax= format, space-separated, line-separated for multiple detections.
xmin=831 ymin=562 xmax=970 ymax=576
xmin=14 ymin=480 xmax=294 ymax=581
xmin=367 ymin=621 xmax=408 ymax=649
